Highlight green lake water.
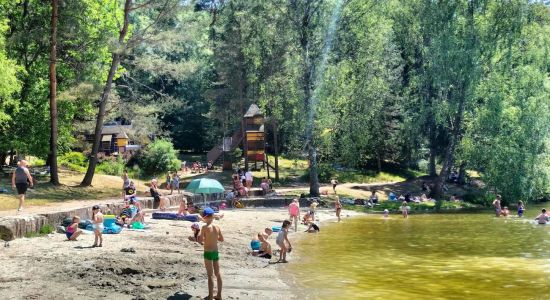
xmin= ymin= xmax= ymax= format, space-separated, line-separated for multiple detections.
xmin=288 ymin=209 xmax=550 ymax=299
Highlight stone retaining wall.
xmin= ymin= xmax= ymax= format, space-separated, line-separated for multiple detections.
xmin=0 ymin=193 xmax=189 ymax=241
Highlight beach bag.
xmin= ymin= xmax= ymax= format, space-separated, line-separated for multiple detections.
xmin=79 ymin=220 xmax=93 ymax=229
xmin=103 ymin=224 xmax=122 ymax=234
xmin=62 ymin=217 xmax=72 ymax=227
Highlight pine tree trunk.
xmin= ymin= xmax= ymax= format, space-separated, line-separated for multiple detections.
xmin=272 ymin=119 xmax=280 ymax=180
xmin=81 ymin=0 xmax=132 ymax=186
xmin=49 ymin=0 xmax=59 ymax=185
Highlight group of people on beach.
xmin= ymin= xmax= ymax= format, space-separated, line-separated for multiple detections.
xmin=492 ymin=195 xmax=526 ymax=218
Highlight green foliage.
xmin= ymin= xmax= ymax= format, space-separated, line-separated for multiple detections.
xmin=97 ymin=156 xmax=125 ymax=176
xmin=140 ymin=139 xmax=181 ymax=175
xmin=25 ymin=224 xmax=55 ymax=238
xmin=58 ymin=152 xmax=87 ymax=172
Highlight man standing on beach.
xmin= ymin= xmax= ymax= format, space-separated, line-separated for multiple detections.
xmin=12 ymin=160 xmax=33 ymax=212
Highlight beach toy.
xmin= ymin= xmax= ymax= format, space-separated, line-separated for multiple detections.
xmin=152 ymin=212 xmax=200 ymax=222
xmin=132 ymin=222 xmax=144 ymax=229
xmin=251 ymin=240 xmax=261 ymax=251
xmin=272 ymin=226 xmax=281 ymax=232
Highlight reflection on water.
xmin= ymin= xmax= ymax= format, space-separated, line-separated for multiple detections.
xmin=288 ymin=209 xmax=550 ymax=299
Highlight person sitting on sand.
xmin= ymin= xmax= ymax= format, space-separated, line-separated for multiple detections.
xmin=260 ymin=178 xmax=269 ymax=195
xmin=189 ymin=223 xmax=203 ymax=243
xmin=129 ymin=198 xmax=145 ymax=224
xmin=66 ymin=216 xmax=83 ymax=241
xmin=305 ymin=221 xmax=320 ymax=233
xmin=535 ymin=208 xmax=548 ymax=224
xmin=500 ymin=206 xmax=510 ymax=217
xmin=276 ymin=220 xmax=292 ymax=263
xmin=256 ymin=233 xmax=272 ymax=259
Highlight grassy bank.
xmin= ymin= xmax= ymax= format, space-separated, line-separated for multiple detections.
xmin=0 ymin=170 xmax=149 ymax=211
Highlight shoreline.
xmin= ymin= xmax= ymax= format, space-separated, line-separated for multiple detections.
xmin=0 ymin=207 xmax=347 ymax=300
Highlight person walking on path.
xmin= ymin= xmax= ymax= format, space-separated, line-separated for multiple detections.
xmin=12 ymin=160 xmax=33 ymax=212
xmin=331 ymin=178 xmax=339 ymax=194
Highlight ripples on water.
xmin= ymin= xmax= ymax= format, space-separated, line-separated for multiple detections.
xmin=287 ymin=209 xmax=550 ymax=299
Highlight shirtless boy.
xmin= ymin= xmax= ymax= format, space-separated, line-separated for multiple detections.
xmin=200 ymin=207 xmax=224 ymax=300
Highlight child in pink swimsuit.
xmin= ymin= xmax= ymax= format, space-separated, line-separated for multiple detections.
xmin=288 ymin=199 xmax=300 ymax=232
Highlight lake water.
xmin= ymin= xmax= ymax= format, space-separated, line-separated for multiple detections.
xmin=288 ymin=208 xmax=550 ymax=299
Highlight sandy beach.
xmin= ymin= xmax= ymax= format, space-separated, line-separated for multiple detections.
xmin=0 ymin=207 xmax=354 ymax=300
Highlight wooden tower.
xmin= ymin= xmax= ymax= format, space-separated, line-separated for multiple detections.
xmin=243 ymin=104 xmax=265 ymax=169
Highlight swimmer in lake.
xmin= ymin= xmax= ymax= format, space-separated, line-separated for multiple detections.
xmin=535 ymin=208 xmax=548 ymax=225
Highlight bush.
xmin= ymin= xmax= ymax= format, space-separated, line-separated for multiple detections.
xmin=140 ymin=139 xmax=181 ymax=175
xmin=59 ymin=151 xmax=87 ymax=172
xmin=97 ymin=156 xmax=125 ymax=176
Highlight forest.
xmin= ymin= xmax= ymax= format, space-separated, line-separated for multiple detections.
xmin=0 ymin=0 xmax=549 ymax=202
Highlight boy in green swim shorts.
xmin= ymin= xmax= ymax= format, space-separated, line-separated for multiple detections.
xmin=200 ymin=207 xmax=224 ymax=300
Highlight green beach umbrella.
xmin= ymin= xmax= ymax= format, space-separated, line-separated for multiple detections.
xmin=185 ymin=178 xmax=225 ymax=206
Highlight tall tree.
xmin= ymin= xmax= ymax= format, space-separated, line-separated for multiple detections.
xmin=81 ymin=0 xmax=132 ymax=186
xmin=48 ymin=0 xmax=59 ymax=185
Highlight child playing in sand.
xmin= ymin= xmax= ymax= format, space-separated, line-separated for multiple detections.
xmin=401 ymin=201 xmax=408 ymax=218
xmin=92 ymin=205 xmax=104 ymax=247
xmin=189 ymin=223 xmax=203 ymax=243
xmin=335 ymin=196 xmax=342 ymax=222
xmin=66 ymin=216 xmax=83 ymax=241
xmin=288 ymin=198 xmax=300 ymax=231
xmin=276 ymin=220 xmax=292 ymax=263
xmin=305 ymin=221 xmax=320 ymax=233
xmin=535 ymin=208 xmax=548 ymax=224
xmin=261 ymin=227 xmax=273 ymax=240
xmin=200 ymin=207 xmax=224 ymax=300
xmin=257 ymin=233 xmax=272 ymax=259
xmin=517 ymin=200 xmax=525 ymax=217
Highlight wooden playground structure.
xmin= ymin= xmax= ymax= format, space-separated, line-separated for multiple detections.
xmin=207 ymin=104 xmax=279 ymax=177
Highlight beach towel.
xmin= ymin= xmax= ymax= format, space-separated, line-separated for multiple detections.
xmin=152 ymin=212 xmax=200 ymax=222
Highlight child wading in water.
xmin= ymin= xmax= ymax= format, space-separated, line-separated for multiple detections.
xmin=401 ymin=201 xmax=409 ymax=218
xmin=92 ymin=205 xmax=104 ymax=247
xmin=276 ymin=220 xmax=292 ymax=263
xmin=517 ymin=200 xmax=525 ymax=217
xmin=200 ymin=207 xmax=224 ymax=300
xmin=335 ymin=196 xmax=342 ymax=222
xmin=66 ymin=216 xmax=83 ymax=241
xmin=535 ymin=208 xmax=548 ymax=225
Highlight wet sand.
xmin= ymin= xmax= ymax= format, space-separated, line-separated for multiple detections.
xmin=0 ymin=208 xmax=354 ymax=300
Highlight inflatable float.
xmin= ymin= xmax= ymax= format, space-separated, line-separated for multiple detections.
xmin=152 ymin=212 xmax=200 ymax=222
